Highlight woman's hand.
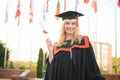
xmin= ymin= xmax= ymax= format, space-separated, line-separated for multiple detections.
xmin=46 ymin=39 xmax=53 ymax=63
xmin=46 ymin=39 xmax=53 ymax=53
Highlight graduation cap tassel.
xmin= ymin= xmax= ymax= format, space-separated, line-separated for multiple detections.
xmin=76 ymin=17 xmax=79 ymax=27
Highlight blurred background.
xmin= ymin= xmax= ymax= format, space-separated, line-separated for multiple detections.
xmin=0 ymin=0 xmax=120 ymax=74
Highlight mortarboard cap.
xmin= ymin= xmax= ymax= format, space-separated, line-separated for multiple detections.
xmin=55 ymin=11 xmax=84 ymax=20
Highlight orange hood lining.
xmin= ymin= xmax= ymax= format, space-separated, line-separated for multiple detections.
xmin=53 ymin=36 xmax=89 ymax=55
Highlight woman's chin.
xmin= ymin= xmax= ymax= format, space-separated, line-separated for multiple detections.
xmin=66 ymin=32 xmax=74 ymax=35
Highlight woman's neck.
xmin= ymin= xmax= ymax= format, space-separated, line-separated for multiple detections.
xmin=65 ymin=34 xmax=73 ymax=40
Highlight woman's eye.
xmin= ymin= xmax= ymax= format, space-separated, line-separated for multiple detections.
xmin=70 ymin=22 xmax=76 ymax=25
xmin=65 ymin=22 xmax=70 ymax=25
xmin=72 ymin=22 xmax=76 ymax=25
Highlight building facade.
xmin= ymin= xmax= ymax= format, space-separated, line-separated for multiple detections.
xmin=91 ymin=41 xmax=112 ymax=73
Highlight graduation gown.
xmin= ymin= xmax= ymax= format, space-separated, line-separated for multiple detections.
xmin=44 ymin=36 xmax=105 ymax=80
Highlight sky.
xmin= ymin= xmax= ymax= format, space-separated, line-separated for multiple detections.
xmin=0 ymin=0 xmax=120 ymax=62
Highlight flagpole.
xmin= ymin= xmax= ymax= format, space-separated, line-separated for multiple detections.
xmin=95 ymin=10 xmax=98 ymax=59
xmin=4 ymin=25 xmax=8 ymax=69
xmin=4 ymin=0 xmax=9 ymax=69
xmin=30 ymin=24 xmax=33 ymax=69
xmin=15 ymin=0 xmax=21 ymax=69
xmin=29 ymin=0 xmax=33 ymax=69
xmin=91 ymin=0 xmax=98 ymax=58
xmin=114 ymin=0 xmax=118 ymax=73
xmin=16 ymin=26 xmax=20 ymax=69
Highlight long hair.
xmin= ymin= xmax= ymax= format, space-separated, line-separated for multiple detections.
xmin=56 ymin=20 xmax=82 ymax=47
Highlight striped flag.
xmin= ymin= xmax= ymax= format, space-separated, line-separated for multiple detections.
xmin=56 ymin=0 xmax=60 ymax=20
xmin=29 ymin=0 xmax=33 ymax=23
xmin=4 ymin=2 xmax=8 ymax=23
xmin=84 ymin=0 xmax=89 ymax=4
xmin=64 ymin=0 xmax=66 ymax=11
xmin=91 ymin=0 xmax=97 ymax=13
xmin=118 ymin=0 xmax=120 ymax=8
xmin=15 ymin=0 xmax=21 ymax=26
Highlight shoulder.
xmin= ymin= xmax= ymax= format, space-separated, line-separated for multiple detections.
xmin=72 ymin=35 xmax=90 ymax=48
xmin=81 ymin=35 xmax=89 ymax=45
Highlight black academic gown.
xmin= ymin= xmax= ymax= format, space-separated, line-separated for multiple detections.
xmin=44 ymin=36 xmax=105 ymax=80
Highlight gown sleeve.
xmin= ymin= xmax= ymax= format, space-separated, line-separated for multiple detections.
xmin=44 ymin=57 xmax=50 ymax=80
xmin=44 ymin=50 xmax=54 ymax=80
xmin=86 ymin=40 xmax=105 ymax=80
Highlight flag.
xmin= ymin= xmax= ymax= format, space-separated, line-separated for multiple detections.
xmin=43 ymin=0 xmax=46 ymax=21
xmin=118 ymin=0 xmax=120 ymax=8
xmin=91 ymin=0 xmax=97 ymax=13
xmin=56 ymin=0 xmax=60 ymax=20
xmin=4 ymin=2 xmax=8 ymax=23
xmin=46 ymin=0 xmax=49 ymax=12
xmin=75 ymin=0 xmax=78 ymax=11
xmin=15 ymin=0 xmax=21 ymax=26
xmin=29 ymin=0 xmax=33 ymax=23
xmin=64 ymin=0 xmax=66 ymax=11
xmin=84 ymin=0 xmax=89 ymax=4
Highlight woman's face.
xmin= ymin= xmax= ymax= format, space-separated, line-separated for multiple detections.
xmin=64 ymin=19 xmax=76 ymax=35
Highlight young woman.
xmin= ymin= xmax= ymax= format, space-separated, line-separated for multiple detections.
xmin=45 ymin=11 xmax=105 ymax=80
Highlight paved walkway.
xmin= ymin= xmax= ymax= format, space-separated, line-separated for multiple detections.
xmin=0 ymin=79 xmax=11 ymax=80
xmin=0 ymin=78 xmax=43 ymax=80
xmin=23 ymin=78 xmax=43 ymax=80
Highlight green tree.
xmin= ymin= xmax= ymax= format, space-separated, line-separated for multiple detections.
xmin=9 ymin=61 xmax=15 ymax=69
xmin=0 ymin=40 xmax=10 ymax=69
xmin=112 ymin=57 xmax=120 ymax=74
xmin=43 ymin=52 xmax=47 ymax=71
xmin=37 ymin=48 xmax=44 ymax=78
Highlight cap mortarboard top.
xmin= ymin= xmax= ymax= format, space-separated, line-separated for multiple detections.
xmin=55 ymin=11 xmax=84 ymax=20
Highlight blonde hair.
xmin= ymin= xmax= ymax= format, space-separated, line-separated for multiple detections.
xmin=56 ymin=20 xmax=82 ymax=47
